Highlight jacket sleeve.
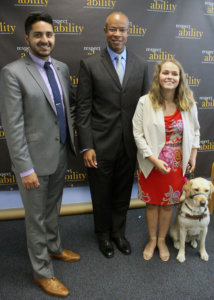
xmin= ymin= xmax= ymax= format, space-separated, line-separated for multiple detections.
xmin=132 ymin=96 xmax=153 ymax=159
xmin=75 ymin=59 xmax=94 ymax=151
xmin=191 ymin=103 xmax=200 ymax=148
xmin=0 ymin=66 xmax=34 ymax=173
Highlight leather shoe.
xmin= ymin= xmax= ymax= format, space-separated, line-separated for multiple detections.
xmin=112 ymin=237 xmax=131 ymax=255
xmin=99 ymin=239 xmax=114 ymax=258
xmin=50 ymin=249 xmax=80 ymax=262
xmin=34 ymin=276 xmax=69 ymax=297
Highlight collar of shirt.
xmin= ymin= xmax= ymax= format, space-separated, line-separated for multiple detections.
xmin=28 ymin=51 xmax=51 ymax=69
xmin=28 ymin=51 xmax=64 ymax=111
xmin=107 ymin=46 xmax=127 ymax=70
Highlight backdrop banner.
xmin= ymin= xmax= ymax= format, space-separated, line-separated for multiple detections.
xmin=0 ymin=0 xmax=213 ymax=190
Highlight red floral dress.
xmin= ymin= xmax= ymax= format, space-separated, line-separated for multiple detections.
xmin=138 ymin=109 xmax=185 ymax=205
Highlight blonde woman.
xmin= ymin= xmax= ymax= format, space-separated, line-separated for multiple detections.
xmin=132 ymin=59 xmax=200 ymax=261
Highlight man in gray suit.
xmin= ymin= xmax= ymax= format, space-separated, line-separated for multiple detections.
xmin=0 ymin=12 xmax=79 ymax=297
xmin=76 ymin=12 xmax=149 ymax=258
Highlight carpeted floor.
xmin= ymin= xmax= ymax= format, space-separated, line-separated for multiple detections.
xmin=0 ymin=208 xmax=214 ymax=300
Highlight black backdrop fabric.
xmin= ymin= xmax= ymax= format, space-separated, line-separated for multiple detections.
xmin=0 ymin=0 xmax=214 ymax=191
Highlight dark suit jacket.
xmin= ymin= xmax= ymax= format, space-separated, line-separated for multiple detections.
xmin=76 ymin=48 xmax=149 ymax=161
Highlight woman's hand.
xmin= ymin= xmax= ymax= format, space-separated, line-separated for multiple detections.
xmin=148 ymin=155 xmax=171 ymax=174
xmin=186 ymin=148 xmax=197 ymax=173
xmin=154 ymin=159 xmax=171 ymax=174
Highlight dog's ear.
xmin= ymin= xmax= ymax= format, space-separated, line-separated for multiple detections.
xmin=182 ymin=180 xmax=192 ymax=198
xmin=180 ymin=193 xmax=186 ymax=202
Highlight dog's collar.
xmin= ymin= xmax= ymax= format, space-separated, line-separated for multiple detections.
xmin=180 ymin=207 xmax=208 ymax=221
xmin=189 ymin=192 xmax=208 ymax=199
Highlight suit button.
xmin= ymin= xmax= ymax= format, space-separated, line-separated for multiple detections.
xmin=55 ymin=121 xmax=58 ymax=124
xmin=56 ymin=137 xmax=59 ymax=141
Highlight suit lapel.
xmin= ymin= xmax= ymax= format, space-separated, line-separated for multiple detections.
xmin=122 ymin=50 xmax=135 ymax=88
xmin=24 ymin=55 xmax=56 ymax=114
xmin=101 ymin=49 xmax=121 ymax=89
xmin=101 ymin=48 xmax=136 ymax=90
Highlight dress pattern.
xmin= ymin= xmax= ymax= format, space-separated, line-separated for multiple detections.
xmin=138 ymin=109 xmax=185 ymax=205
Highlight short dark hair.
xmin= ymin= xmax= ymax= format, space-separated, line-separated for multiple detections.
xmin=24 ymin=12 xmax=53 ymax=35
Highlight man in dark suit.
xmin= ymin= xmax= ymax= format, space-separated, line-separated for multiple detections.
xmin=0 ymin=12 xmax=80 ymax=297
xmin=76 ymin=12 xmax=149 ymax=258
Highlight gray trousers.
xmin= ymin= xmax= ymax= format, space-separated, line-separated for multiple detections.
xmin=15 ymin=143 xmax=68 ymax=279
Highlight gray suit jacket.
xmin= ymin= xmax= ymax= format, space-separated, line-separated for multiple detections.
xmin=0 ymin=54 xmax=76 ymax=176
xmin=76 ymin=48 xmax=149 ymax=161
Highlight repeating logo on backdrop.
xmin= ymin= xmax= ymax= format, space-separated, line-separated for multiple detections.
xmin=147 ymin=0 xmax=176 ymax=13
xmin=198 ymin=96 xmax=214 ymax=109
xmin=0 ymin=126 xmax=5 ymax=139
xmin=84 ymin=46 xmax=101 ymax=56
xmin=70 ymin=74 xmax=79 ymax=88
xmin=204 ymin=1 xmax=214 ymax=16
xmin=0 ymin=173 xmax=17 ymax=186
xmin=199 ymin=140 xmax=214 ymax=152
xmin=201 ymin=50 xmax=214 ymax=63
xmin=146 ymin=48 xmax=175 ymax=62
xmin=129 ymin=22 xmax=147 ymax=38
xmin=53 ymin=20 xmax=83 ymax=35
xmin=84 ymin=0 xmax=117 ymax=9
xmin=176 ymin=24 xmax=203 ymax=39
xmin=14 ymin=0 xmax=48 ymax=7
xmin=17 ymin=46 xmax=29 ymax=58
xmin=65 ymin=169 xmax=87 ymax=183
xmin=71 ymin=46 xmax=101 ymax=88
xmin=185 ymin=73 xmax=200 ymax=88
xmin=0 ymin=21 xmax=16 ymax=34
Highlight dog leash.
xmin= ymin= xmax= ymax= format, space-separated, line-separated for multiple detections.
xmin=185 ymin=169 xmax=195 ymax=181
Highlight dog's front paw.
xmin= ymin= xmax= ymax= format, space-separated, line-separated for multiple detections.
xmin=200 ymin=251 xmax=209 ymax=261
xmin=174 ymin=241 xmax=180 ymax=250
xmin=191 ymin=240 xmax=197 ymax=248
xmin=177 ymin=251 xmax=185 ymax=263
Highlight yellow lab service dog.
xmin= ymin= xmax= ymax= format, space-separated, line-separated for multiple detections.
xmin=170 ymin=177 xmax=213 ymax=263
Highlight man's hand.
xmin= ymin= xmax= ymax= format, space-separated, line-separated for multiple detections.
xmin=21 ymin=172 xmax=40 ymax=189
xmin=83 ymin=149 xmax=98 ymax=168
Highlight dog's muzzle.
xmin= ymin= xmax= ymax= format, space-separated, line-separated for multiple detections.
xmin=190 ymin=192 xmax=208 ymax=206
xmin=190 ymin=192 xmax=208 ymax=199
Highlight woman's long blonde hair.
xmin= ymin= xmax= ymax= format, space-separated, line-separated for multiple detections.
xmin=149 ymin=59 xmax=195 ymax=111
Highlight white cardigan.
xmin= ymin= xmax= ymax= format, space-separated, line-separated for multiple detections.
xmin=132 ymin=95 xmax=200 ymax=178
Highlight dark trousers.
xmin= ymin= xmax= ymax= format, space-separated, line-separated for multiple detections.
xmin=87 ymin=142 xmax=136 ymax=240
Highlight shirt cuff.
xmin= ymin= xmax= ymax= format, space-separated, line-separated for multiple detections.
xmin=80 ymin=148 xmax=89 ymax=153
xmin=20 ymin=169 xmax=34 ymax=178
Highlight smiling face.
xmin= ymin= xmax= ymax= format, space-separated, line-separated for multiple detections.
xmin=159 ymin=62 xmax=180 ymax=91
xmin=25 ymin=21 xmax=55 ymax=61
xmin=104 ymin=13 xmax=129 ymax=54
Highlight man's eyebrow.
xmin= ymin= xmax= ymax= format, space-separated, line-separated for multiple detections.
xmin=32 ymin=31 xmax=53 ymax=33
